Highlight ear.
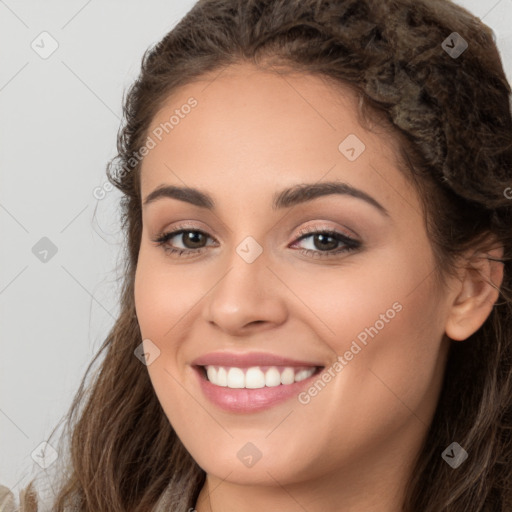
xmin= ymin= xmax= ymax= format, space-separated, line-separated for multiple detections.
xmin=445 ymin=245 xmax=504 ymax=341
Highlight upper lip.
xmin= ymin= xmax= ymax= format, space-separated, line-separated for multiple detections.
xmin=191 ymin=351 xmax=324 ymax=368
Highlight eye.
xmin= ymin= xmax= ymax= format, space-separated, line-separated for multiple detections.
xmin=152 ymin=224 xmax=361 ymax=259
xmin=153 ymin=225 xmax=216 ymax=258
xmin=290 ymin=226 xmax=361 ymax=258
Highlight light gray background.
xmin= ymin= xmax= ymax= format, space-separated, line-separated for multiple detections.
xmin=1 ymin=0 xmax=511 ymax=494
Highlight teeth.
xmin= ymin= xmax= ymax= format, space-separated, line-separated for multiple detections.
xmin=280 ymin=367 xmax=295 ymax=385
xmin=217 ymin=367 xmax=227 ymax=386
xmin=227 ymin=367 xmax=245 ymax=388
xmin=294 ymin=369 xmax=314 ymax=382
xmin=246 ymin=367 xmax=266 ymax=389
xmin=206 ymin=366 xmax=217 ymax=384
xmin=204 ymin=365 xmax=317 ymax=389
xmin=265 ymin=367 xmax=281 ymax=387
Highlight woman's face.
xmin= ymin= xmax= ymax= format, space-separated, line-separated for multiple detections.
xmin=134 ymin=63 xmax=453 ymax=497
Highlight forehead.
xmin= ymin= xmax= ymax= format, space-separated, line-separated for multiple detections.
xmin=139 ymin=62 xmax=414 ymax=212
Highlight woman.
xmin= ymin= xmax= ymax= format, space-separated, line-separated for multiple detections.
xmin=3 ymin=0 xmax=511 ymax=510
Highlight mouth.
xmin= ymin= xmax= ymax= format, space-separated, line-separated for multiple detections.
xmin=190 ymin=351 xmax=326 ymax=412
xmin=195 ymin=364 xmax=324 ymax=389
xmin=192 ymin=363 xmax=325 ymax=413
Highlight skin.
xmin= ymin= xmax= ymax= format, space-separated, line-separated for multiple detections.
xmin=134 ymin=62 xmax=503 ymax=512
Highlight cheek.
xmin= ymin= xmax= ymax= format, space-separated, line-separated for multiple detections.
xmin=134 ymin=249 xmax=204 ymax=342
xmin=134 ymin=252 xmax=200 ymax=425
xmin=283 ymin=245 xmax=447 ymax=420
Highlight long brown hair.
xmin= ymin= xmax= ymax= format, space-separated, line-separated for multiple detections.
xmin=17 ymin=0 xmax=512 ymax=510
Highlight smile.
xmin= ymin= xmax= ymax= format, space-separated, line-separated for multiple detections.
xmin=203 ymin=365 xmax=320 ymax=389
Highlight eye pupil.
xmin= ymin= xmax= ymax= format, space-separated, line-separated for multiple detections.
xmin=184 ymin=231 xmax=205 ymax=249
xmin=315 ymin=233 xmax=337 ymax=251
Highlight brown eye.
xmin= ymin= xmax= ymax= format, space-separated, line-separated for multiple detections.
xmin=309 ymin=233 xmax=339 ymax=251
xmin=291 ymin=228 xmax=361 ymax=258
xmin=153 ymin=228 xmax=216 ymax=257
xmin=179 ymin=231 xmax=208 ymax=249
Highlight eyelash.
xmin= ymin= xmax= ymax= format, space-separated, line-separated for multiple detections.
xmin=152 ymin=224 xmax=361 ymax=259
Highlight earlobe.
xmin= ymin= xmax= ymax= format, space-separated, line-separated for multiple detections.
xmin=445 ymin=246 xmax=504 ymax=341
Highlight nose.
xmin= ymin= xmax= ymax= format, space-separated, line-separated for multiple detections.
xmin=202 ymin=243 xmax=288 ymax=336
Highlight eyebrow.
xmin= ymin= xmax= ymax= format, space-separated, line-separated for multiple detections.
xmin=143 ymin=181 xmax=389 ymax=216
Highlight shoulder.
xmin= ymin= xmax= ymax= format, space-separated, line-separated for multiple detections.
xmin=0 ymin=483 xmax=79 ymax=512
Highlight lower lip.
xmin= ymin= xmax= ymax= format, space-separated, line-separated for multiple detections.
xmin=193 ymin=366 xmax=322 ymax=413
